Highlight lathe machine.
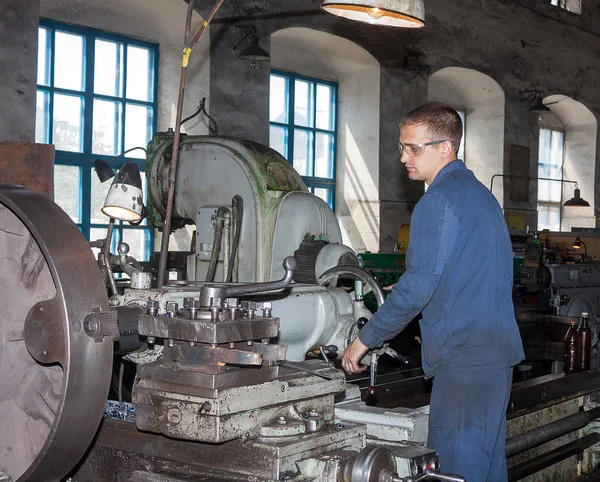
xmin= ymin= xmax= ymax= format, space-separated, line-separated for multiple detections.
xmin=0 ymin=135 xmax=465 ymax=481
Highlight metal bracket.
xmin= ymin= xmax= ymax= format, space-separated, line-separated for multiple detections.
xmin=84 ymin=307 xmax=120 ymax=343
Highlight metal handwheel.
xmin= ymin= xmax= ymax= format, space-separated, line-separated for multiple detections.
xmin=0 ymin=185 xmax=116 ymax=481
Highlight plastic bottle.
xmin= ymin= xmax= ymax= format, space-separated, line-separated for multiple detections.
xmin=578 ymin=312 xmax=592 ymax=371
xmin=564 ymin=320 xmax=580 ymax=376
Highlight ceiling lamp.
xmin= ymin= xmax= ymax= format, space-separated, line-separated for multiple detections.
xmin=322 ymin=0 xmax=425 ymax=28
xmin=238 ymin=33 xmax=271 ymax=70
xmin=564 ymin=187 xmax=590 ymax=207
xmin=528 ymin=96 xmax=551 ymax=114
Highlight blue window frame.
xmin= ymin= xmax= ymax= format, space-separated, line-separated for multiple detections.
xmin=36 ymin=20 xmax=158 ymax=261
xmin=269 ymin=70 xmax=337 ymax=209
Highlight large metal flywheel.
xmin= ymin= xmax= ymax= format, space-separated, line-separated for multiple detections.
xmin=0 ymin=185 xmax=116 ymax=481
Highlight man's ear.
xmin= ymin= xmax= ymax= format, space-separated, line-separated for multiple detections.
xmin=441 ymin=140 xmax=455 ymax=160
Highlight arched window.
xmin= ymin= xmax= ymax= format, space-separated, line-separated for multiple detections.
xmin=429 ymin=67 xmax=505 ymax=206
xmin=538 ymin=95 xmax=596 ymax=231
xmin=270 ymin=28 xmax=381 ymax=252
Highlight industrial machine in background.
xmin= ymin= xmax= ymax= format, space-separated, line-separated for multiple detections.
xmin=0 ymin=135 xmax=465 ymax=482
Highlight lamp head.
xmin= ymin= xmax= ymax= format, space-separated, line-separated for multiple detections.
xmin=564 ymin=187 xmax=590 ymax=207
xmin=238 ymin=34 xmax=270 ymax=70
xmin=101 ymin=162 xmax=144 ymax=222
xmin=573 ymin=237 xmax=582 ymax=250
xmin=322 ymin=0 xmax=425 ymax=28
xmin=94 ymin=159 xmax=116 ymax=183
xmin=529 ymin=96 xmax=551 ymax=114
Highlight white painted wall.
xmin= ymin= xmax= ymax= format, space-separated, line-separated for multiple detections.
xmin=271 ymin=28 xmax=380 ymax=252
xmin=429 ymin=67 xmax=505 ymax=207
xmin=40 ymin=0 xmax=211 ymax=136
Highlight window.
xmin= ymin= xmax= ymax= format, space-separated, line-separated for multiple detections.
xmin=36 ymin=20 xmax=157 ymax=261
xmin=551 ymin=0 xmax=582 ymax=15
xmin=456 ymin=108 xmax=466 ymax=162
xmin=269 ymin=70 xmax=337 ymax=209
xmin=538 ymin=128 xmax=565 ymax=231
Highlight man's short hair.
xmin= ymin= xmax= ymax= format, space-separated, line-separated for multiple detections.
xmin=400 ymin=102 xmax=463 ymax=152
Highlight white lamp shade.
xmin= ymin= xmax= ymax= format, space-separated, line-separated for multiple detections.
xmin=322 ymin=0 xmax=425 ymax=28
xmin=101 ymin=183 xmax=144 ymax=222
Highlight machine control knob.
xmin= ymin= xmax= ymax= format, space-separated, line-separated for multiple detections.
xmin=357 ymin=317 xmax=369 ymax=329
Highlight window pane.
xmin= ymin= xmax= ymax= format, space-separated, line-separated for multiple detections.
xmin=124 ymin=104 xmax=153 ymax=157
xmin=37 ymin=27 xmax=50 ymax=86
xmin=457 ymin=109 xmax=466 ymax=161
xmin=54 ymin=165 xmax=81 ymax=223
xmin=269 ymin=125 xmax=288 ymax=158
xmin=315 ymin=133 xmax=335 ymax=179
xmin=94 ymin=39 xmax=124 ymax=97
xmin=35 ymin=90 xmax=50 ymax=144
xmin=54 ymin=31 xmax=85 ymax=91
xmin=90 ymin=227 xmax=108 ymax=259
xmin=538 ymin=128 xmax=563 ymax=203
xmin=313 ymin=187 xmax=333 ymax=208
xmin=126 ymin=45 xmax=153 ymax=102
xmin=294 ymin=80 xmax=314 ymax=128
xmin=293 ymin=129 xmax=314 ymax=177
xmin=90 ymin=167 xmax=115 ymax=224
xmin=122 ymin=228 xmax=151 ymax=261
xmin=53 ymin=93 xmax=84 ymax=152
xmin=270 ymin=75 xmax=288 ymax=123
xmin=538 ymin=204 xmax=561 ymax=231
xmin=93 ymin=99 xmax=123 ymax=155
xmin=316 ymin=84 xmax=335 ymax=131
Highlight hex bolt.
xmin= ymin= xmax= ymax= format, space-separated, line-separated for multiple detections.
xmin=262 ymin=301 xmax=273 ymax=318
xmin=185 ymin=299 xmax=200 ymax=320
xmin=247 ymin=340 xmax=254 ymax=346
xmin=165 ymin=301 xmax=179 ymax=317
xmin=229 ymin=342 xmax=236 ymax=349
xmin=168 ymin=339 xmax=174 ymax=348
xmin=147 ymin=336 xmax=156 ymax=344
xmin=262 ymin=338 xmax=270 ymax=345
xmin=309 ymin=410 xmax=319 ymax=418
xmin=146 ymin=298 xmax=160 ymax=317
xmin=241 ymin=301 xmax=257 ymax=320
xmin=201 ymin=401 xmax=212 ymax=413
xmin=167 ymin=407 xmax=182 ymax=425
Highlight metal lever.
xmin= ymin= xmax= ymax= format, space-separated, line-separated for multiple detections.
xmin=199 ymin=256 xmax=297 ymax=308
xmin=318 ymin=345 xmax=338 ymax=366
xmin=400 ymin=469 xmax=466 ymax=482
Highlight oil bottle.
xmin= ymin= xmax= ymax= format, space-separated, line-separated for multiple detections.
xmin=564 ymin=320 xmax=580 ymax=375
xmin=578 ymin=312 xmax=592 ymax=371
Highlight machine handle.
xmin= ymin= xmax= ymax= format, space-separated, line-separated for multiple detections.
xmin=400 ymin=469 xmax=466 ymax=482
xmin=199 ymin=256 xmax=297 ymax=307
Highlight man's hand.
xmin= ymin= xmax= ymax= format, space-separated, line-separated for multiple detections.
xmin=383 ymin=284 xmax=395 ymax=292
xmin=341 ymin=337 xmax=369 ymax=375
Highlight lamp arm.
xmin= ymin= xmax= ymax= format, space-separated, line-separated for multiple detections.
xmin=489 ymin=174 xmax=577 ymax=192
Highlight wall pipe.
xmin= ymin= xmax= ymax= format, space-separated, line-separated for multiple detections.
xmin=508 ymin=432 xmax=600 ymax=482
xmin=156 ymin=0 xmax=226 ymax=288
xmin=506 ymin=406 xmax=600 ymax=457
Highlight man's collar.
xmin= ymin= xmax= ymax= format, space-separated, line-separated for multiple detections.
xmin=429 ymin=159 xmax=464 ymax=188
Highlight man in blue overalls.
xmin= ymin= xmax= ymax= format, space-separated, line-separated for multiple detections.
xmin=342 ymin=102 xmax=524 ymax=482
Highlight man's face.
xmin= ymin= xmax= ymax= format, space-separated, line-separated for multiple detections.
xmin=399 ymin=123 xmax=445 ymax=185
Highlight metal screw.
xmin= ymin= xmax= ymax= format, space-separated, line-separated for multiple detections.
xmin=166 ymin=301 xmax=179 ymax=317
xmin=262 ymin=301 xmax=273 ymax=318
xmin=229 ymin=342 xmax=236 ymax=349
xmin=84 ymin=316 xmax=98 ymax=334
xmin=168 ymin=339 xmax=174 ymax=348
xmin=146 ymin=298 xmax=160 ymax=316
xmin=167 ymin=407 xmax=182 ymax=425
xmin=147 ymin=336 xmax=155 ymax=344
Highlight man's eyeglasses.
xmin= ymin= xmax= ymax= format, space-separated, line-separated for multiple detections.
xmin=398 ymin=139 xmax=456 ymax=158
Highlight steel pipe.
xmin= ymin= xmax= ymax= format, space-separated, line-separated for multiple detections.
xmin=508 ymin=432 xmax=600 ymax=482
xmin=506 ymin=406 xmax=600 ymax=457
